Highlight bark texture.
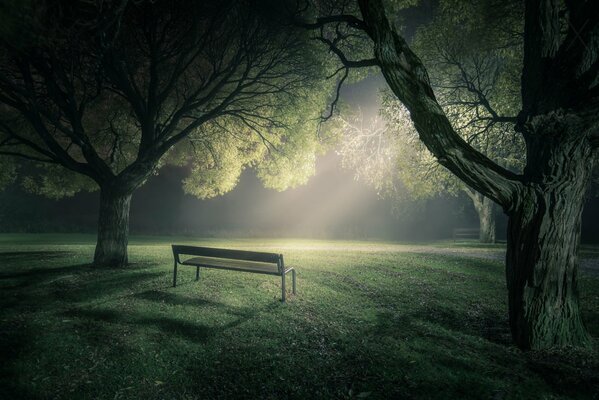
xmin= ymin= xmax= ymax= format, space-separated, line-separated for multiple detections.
xmin=470 ymin=193 xmax=496 ymax=244
xmin=355 ymin=0 xmax=599 ymax=349
xmin=93 ymin=186 xmax=133 ymax=267
xmin=506 ymin=120 xmax=594 ymax=349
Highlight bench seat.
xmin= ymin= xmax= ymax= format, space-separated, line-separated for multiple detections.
xmin=181 ymin=256 xmax=281 ymax=275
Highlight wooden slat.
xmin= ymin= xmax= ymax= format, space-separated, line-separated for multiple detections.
xmin=180 ymin=256 xmax=280 ymax=275
xmin=172 ymin=245 xmax=281 ymax=264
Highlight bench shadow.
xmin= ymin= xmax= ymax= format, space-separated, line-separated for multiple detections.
xmin=64 ymin=293 xmax=274 ymax=345
xmin=64 ymin=306 xmax=259 ymax=344
xmin=134 ymin=289 xmax=215 ymax=308
xmin=63 ymin=308 xmax=213 ymax=344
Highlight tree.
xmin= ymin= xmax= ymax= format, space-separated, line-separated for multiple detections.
xmin=0 ymin=0 xmax=332 ymax=266
xmin=303 ymin=0 xmax=599 ymax=349
xmin=339 ymin=101 xmax=522 ymax=243
xmin=339 ymin=0 xmax=525 ymax=244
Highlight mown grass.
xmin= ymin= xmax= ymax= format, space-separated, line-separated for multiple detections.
xmin=1 ymin=234 xmax=598 ymax=400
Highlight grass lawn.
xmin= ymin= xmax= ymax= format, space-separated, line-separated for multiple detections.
xmin=1 ymin=234 xmax=598 ymax=399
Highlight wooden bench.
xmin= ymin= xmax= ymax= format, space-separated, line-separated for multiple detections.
xmin=171 ymin=245 xmax=296 ymax=302
xmin=452 ymin=228 xmax=480 ymax=242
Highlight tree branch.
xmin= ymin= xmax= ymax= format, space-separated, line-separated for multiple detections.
xmin=298 ymin=14 xmax=367 ymax=31
xmin=450 ymin=59 xmax=518 ymax=124
xmin=321 ymin=67 xmax=348 ymax=122
xmin=520 ymin=0 xmax=565 ymax=118
xmin=0 ymin=150 xmax=58 ymax=163
xmin=314 ymin=36 xmax=379 ymax=68
xmin=357 ymin=0 xmax=523 ymax=210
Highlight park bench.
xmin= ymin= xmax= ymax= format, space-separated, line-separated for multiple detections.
xmin=452 ymin=228 xmax=480 ymax=242
xmin=171 ymin=245 xmax=296 ymax=302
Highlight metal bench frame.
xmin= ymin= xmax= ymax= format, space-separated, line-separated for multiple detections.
xmin=171 ymin=245 xmax=296 ymax=302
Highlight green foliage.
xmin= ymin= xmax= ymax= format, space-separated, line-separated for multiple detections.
xmin=338 ymin=107 xmax=457 ymax=204
xmin=256 ymin=93 xmax=337 ymax=191
xmin=414 ymin=0 xmax=523 ymax=121
xmin=1 ymin=235 xmax=598 ymax=399
xmin=256 ymin=139 xmax=318 ymax=192
xmin=181 ymin=125 xmax=264 ymax=199
xmin=339 ymin=0 xmax=525 ymax=204
xmin=21 ymin=164 xmax=97 ymax=199
xmin=180 ymin=74 xmax=338 ymax=198
xmin=0 ymin=0 xmax=339 ymax=202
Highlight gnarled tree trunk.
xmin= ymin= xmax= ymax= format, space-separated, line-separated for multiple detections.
xmin=356 ymin=0 xmax=598 ymax=349
xmin=93 ymin=185 xmax=133 ymax=267
xmin=505 ymin=126 xmax=594 ymax=349
xmin=467 ymin=191 xmax=496 ymax=243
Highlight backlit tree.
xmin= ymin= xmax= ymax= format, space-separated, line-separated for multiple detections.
xmin=0 ymin=0 xmax=332 ymax=266
xmin=303 ymin=0 xmax=599 ymax=349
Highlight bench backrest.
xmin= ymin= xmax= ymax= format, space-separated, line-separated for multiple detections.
xmin=172 ymin=245 xmax=282 ymax=265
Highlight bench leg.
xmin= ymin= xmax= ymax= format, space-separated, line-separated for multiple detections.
xmin=173 ymin=261 xmax=178 ymax=287
xmin=281 ymin=272 xmax=286 ymax=303
xmin=291 ymin=269 xmax=296 ymax=295
xmin=196 ymin=266 xmax=200 ymax=281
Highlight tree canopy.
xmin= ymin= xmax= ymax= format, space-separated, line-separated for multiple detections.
xmin=0 ymin=0 xmax=336 ymax=265
xmin=337 ymin=0 xmax=525 ymax=242
xmin=302 ymin=0 xmax=599 ymax=349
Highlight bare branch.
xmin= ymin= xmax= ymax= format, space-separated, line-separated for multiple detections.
xmin=321 ymin=67 xmax=348 ymax=122
xmin=0 ymin=150 xmax=58 ymax=163
xmin=297 ymin=14 xmax=367 ymax=31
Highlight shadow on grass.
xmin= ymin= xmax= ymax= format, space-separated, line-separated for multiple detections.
xmin=365 ymin=308 xmax=599 ymax=398
xmin=64 ymin=293 xmax=276 ymax=345
xmin=0 ymin=317 xmax=38 ymax=399
xmin=0 ymin=250 xmax=74 ymax=259
xmin=0 ymin=263 xmax=93 ymax=290
xmin=134 ymin=289 xmax=215 ymax=307
xmin=62 ymin=308 xmax=212 ymax=344
xmin=2 ymin=252 xmax=266 ymax=348
xmin=0 ymin=251 xmax=81 ymax=278
xmin=525 ymin=348 xmax=599 ymax=397
xmin=0 ymin=257 xmax=175 ymax=398
xmin=135 ymin=289 xmax=280 ymax=315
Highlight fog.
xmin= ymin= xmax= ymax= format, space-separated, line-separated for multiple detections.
xmin=1 ymin=74 xmax=598 ymax=242
xmin=3 ymin=147 xmax=599 ymax=242
xmin=0 ymin=152 xmax=468 ymax=238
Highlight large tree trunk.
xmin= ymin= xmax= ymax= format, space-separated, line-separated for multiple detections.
xmin=477 ymin=197 xmax=495 ymax=244
xmin=93 ymin=185 xmax=133 ymax=267
xmin=506 ymin=128 xmax=594 ymax=349
xmin=356 ymin=0 xmax=598 ymax=349
xmin=467 ymin=191 xmax=496 ymax=243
